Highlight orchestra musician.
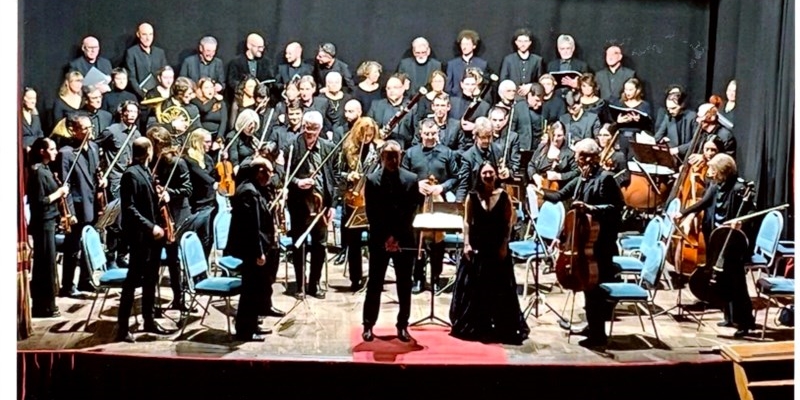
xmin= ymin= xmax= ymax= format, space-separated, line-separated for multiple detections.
xmin=687 ymin=102 xmax=737 ymax=162
xmin=536 ymin=138 xmax=625 ymax=348
xmin=27 ymin=138 xmax=71 ymax=318
xmin=413 ymin=70 xmax=447 ymax=124
xmin=653 ymin=85 xmax=699 ymax=160
xmin=496 ymin=80 xmax=534 ymax=151
xmin=57 ymin=113 xmax=106 ymax=297
xmin=367 ymin=73 xmax=415 ymax=148
xmin=97 ymin=101 xmax=141 ymax=269
xmin=597 ymin=123 xmax=631 ymax=189
xmin=148 ymin=126 xmax=193 ymax=312
xmin=162 ymin=77 xmax=202 ymax=132
xmin=412 ymin=92 xmax=464 ymax=153
xmin=331 ymin=98 xmax=362 ymax=145
xmin=181 ymin=129 xmax=221 ymax=257
xmin=526 ymin=120 xmax=579 ymax=191
xmin=227 ymin=156 xmax=283 ymax=342
xmin=340 ymin=116 xmax=383 ymax=290
xmin=286 ymin=111 xmax=337 ymax=299
xmin=116 ymin=137 xmax=176 ymax=343
xmin=401 ymin=118 xmax=459 ymax=294
xmin=225 ymin=109 xmax=262 ymax=173
xmin=488 ymin=106 xmax=521 ymax=177
xmin=361 ymin=140 xmax=423 ymax=343
xmin=670 ymin=153 xmax=755 ymax=337
xmin=560 ymin=90 xmax=601 ymax=147
xmin=456 ymin=117 xmax=510 ymax=202
xmin=192 ymin=77 xmax=228 ymax=141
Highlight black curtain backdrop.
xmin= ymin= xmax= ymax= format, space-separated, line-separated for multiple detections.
xmin=713 ymin=0 xmax=795 ymax=236
xmin=19 ymin=0 xmax=794 ymax=233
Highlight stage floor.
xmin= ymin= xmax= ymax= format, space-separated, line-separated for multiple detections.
xmin=17 ymin=253 xmax=794 ymax=366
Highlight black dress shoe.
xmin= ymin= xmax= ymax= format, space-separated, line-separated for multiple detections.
xmin=256 ymin=327 xmax=273 ymax=335
xmin=308 ymin=291 xmax=326 ymax=300
xmin=115 ymin=333 xmax=136 ymax=343
xmin=578 ymin=336 xmax=608 ymax=348
xmin=143 ymin=321 xmax=176 ymax=335
xmin=397 ymin=327 xmax=412 ymax=342
xmin=235 ymin=333 xmax=266 ymax=342
xmin=263 ymin=307 xmax=286 ymax=318
xmin=411 ymin=280 xmax=424 ymax=295
xmin=362 ymin=327 xmax=374 ymax=342
xmin=733 ymin=328 xmax=752 ymax=338
xmin=32 ymin=310 xmax=61 ymax=318
xmin=349 ymin=280 xmax=365 ymax=292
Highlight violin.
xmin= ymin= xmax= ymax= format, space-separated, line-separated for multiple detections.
xmin=154 ymin=178 xmax=176 ymax=244
xmin=554 ymin=168 xmax=600 ymax=292
xmin=53 ymin=173 xmax=74 ymax=234
xmin=214 ymin=137 xmax=235 ymax=195
xmin=688 ymin=183 xmax=754 ymax=304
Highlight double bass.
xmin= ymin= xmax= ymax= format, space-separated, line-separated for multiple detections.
xmin=554 ymin=170 xmax=600 ymax=292
xmin=688 ymin=183 xmax=754 ymax=304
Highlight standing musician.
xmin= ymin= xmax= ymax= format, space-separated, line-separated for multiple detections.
xmin=670 ymin=153 xmax=755 ymax=337
xmin=456 ymin=117 xmax=510 ymax=202
xmin=227 ymin=157 xmax=282 ymax=342
xmin=597 ymin=123 xmax=630 ymax=189
xmin=367 ymin=73 xmax=416 ymax=149
xmin=225 ymin=109 xmax=262 ymax=173
xmin=181 ymin=129 xmax=221 ymax=257
xmin=286 ymin=111 xmax=337 ymax=299
xmin=340 ymin=116 xmax=383 ymax=291
xmin=57 ymin=113 xmax=106 ymax=297
xmin=162 ymin=77 xmax=202 ymax=132
xmin=536 ymin=138 xmax=625 ymax=347
xmin=496 ymin=80 xmax=534 ymax=151
xmin=116 ymin=137 xmax=176 ymax=342
xmin=527 ymin=120 xmax=579 ymax=192
xmin=148 ymin=126 xmax=193 ymax=312
xmin=653 ymin=85 xmax=698 ymax=160
xmin=402 ymin=118 xmax=459 ymax=294
xmin=412 ymin=92 xmax=464 ymax=154
xmin=97 ymin=101 xmax=141 ymax=269
xmin=488 ymin=106 xmax=521 ymax=176
xmin=361 ymin=140 xmax=423 ymax=343
xmin=27 ymin=138 xmax=71 ymax=318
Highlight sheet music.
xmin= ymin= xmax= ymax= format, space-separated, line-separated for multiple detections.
xmin=83 ymin=66 xmax=111 ymax=87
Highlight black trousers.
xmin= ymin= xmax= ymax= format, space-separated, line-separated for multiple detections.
xmin=60 ymin=221 xmax=93 ymax=291
xmin=118 ymin=241 xmax=162 ymax=332
xmin=362 ymin=246 xmax=413 ymax=329
xmin=721 ymin=268 xmax=756 ymax=328
xmin=164 ymin=242 xmax=184 ymax=306
xmin=31 ymin=219 xmax=58 ymax=314
xmin=344 ymin=226 xmax=366 ymax=285
xmin=413 ymin=240 xmax=445 ymax=283
xmin=290 ymin=214 xmax=327 ymax=293
xmin=104 ymin=185 xmax=128 ymax=266
xmin=585 ymin=240 xmax=620 ymax=339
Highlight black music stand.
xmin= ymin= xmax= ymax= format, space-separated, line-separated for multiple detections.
xmin=628 ymin=142 xmax=675 ymax=211
xmin=273 ymin=211 xmax=326 ymax=331
xmin=410 ymin=203 xmax=463 ymax=327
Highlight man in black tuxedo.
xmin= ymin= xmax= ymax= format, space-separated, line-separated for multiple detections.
xmin=124 ymin=23 xmax=168 ymax=99
xmin=227 ymin=33 xmax=277 ymax=99
xmin=57 ymin=113 xmax=105 ymax=297
xmin=116 ymin=137 xmax=175 ymax=343
xmin=286 ymin=110 xmax=337 ymax=299
xmin=361 ymin=140 xmax=423 ymax=343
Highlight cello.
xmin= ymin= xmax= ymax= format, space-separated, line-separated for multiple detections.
xmin=554 ymin=169 xmax=600 ymax=292
xmin=688 ymin=183 xmax=754 ymax=305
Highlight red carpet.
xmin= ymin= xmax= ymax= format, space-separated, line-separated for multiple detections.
xmin=351 ymin=326 xmax=508 ymax=364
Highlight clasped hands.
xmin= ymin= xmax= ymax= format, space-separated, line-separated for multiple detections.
xmin=418 ymin=180 xmax=443 ymax=196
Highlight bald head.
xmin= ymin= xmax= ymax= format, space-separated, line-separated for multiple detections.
xmin=344 ymin=99 xmax=363 ymax=123
xmin=82 ymin=36 xmax=100 ymax=61
xmin=246 ymin=33 xmax=265 ymax=59
xmin=136 ymin=23 xmax=154 ymax=48
xmin=285 ymin=42 xmax=303 ymax=64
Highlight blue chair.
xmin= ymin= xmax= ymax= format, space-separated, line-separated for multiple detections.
xmin=617 ymin=199 xmax=680 ymax=255
xmin=600 ymin=241 xmax=667 ymax=343
xmin=81 ymin=225 xmax=133 ymax=329
xmin=509 ymin=201 xmax=566 ymax=298
xmin=178 ymin=231 xmax=242 ymax=337
xmin=755 ymin=277 xmax=794 ymax=339
xmin=613 ymin=217 xmax=663 ymax=284
xmin=211 ymin=209 xmax=243 ymax=276
xmin=746 ymin=211 xmax=784 ymax=289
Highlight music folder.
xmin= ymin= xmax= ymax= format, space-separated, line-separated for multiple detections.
xmin=608 ymin=104 xmax=653 ymax=131
xmin=550 ymin=70 xmax=582 ymax=89
xmin=83 ymin=66 xmax=111 ymax=88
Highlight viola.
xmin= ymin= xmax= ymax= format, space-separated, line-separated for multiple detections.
xmin=53 ymin=173 xmax=73 ymax=234
xmin=214 ymin=137 xmax=235 ymax=196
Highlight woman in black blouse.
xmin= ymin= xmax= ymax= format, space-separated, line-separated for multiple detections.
xmin=353 ymin=61 xmax=383 ymax=114
xmin=27 ymin=137 xmax=71 ymax=318
xmin=192 ymin=77 xmax=228 ymax=140
xmin=526 ymin=120 xmax=579 ymax=190
xmin=22 ymin=87 xmax=44 ymax=155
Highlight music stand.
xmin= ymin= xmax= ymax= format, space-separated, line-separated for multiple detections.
xmin=628 ymin=142 xmax=674 ymax=212
xmin=654 ymin=222 xmax=706 ymax=328
xmin=410 ymin=207 xmax=463 ymax=327
xmin=273 ymin=211 xmax=326 ymax=331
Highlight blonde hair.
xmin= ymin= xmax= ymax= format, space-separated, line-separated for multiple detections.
xmin=342 ymin=117 xmax=380 ymax=170
xmin=235 ymin=109 xmax=260 ymax=134
xmin=186 ymin=128 xmax=210 ymax=167
xmin=707 ymin=153 xmax=737 ymax=180
xmin=59 ymin=71 xmax=84 ymax=97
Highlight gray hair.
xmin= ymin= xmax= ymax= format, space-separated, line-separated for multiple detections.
xmin=573 ymin=138 xmax=601 ymax=155
xmin=557 ymin=34 xmax=575 ymax=48
xmin=302 ymin=110 xmax=324 ymax=126
xmin=199 ymin=36 xmax=218 ymax=47
xmin=235 ymin=109 xmax=260 ymax=133
xmin=473 ymin=117 xmax=493 ymax=138
xmin=498 ymin=79 xmax=517 ymax=93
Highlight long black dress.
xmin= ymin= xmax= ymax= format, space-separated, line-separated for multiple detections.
xmin=449 ymin=190 xmax=529 ymax=344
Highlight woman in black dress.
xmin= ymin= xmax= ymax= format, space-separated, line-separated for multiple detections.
xmin=450 ymin=161 xmax=529 ymax=344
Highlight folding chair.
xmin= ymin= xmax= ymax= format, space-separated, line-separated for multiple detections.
xmin=211 ymin=209 xmax=243 ymax=276
xmin=509 ymin=201 xmax=566 ymax=298
xmin=613 ymin=216 xmax=663 ymax=284
xmin=600 ymin=241 xmax=667 ymax=343
xmin=746 ymin=211 xmax=784 ymax=292
xmin=81 ymin=225 xmax=133 ymax=329
xmin=755 ymin=277 xmax=794 ymax=339
xmin=178 ymin=231 xmax=242 ymax=337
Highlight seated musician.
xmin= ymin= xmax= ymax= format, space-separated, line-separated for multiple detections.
xmin=402 ymin=118 xmax=459 ymax=294
xmin=535 ymin=138 xmax=625 ymax=348
xmin=670 ymin=153 xmax=755 ymax=338
xmin=340 ymin=116 xmax=383 ymax=291
xmin=526 ymin=120 xmax=579 ymax=191
xmin=687 ymin=102 xmax=737 ymax=161
xmin=597 ymin=123 xmax=630 ymax=189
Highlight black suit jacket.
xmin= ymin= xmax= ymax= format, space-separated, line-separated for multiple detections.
xmin=286 ymin=135 xmax=338 ymax=217
xmin=180 ymin=54 xmax=226 ymax=88
xmin=500 ymin=52 xmax=544 ymax=87
xmin=120 ymin=163 xmax=163 ymax=249
xmin=276 ymin=62 xmax=314 ymax=91
xmin=456 ymin=145 xmax=501 ymax=202
xmin=527 ymin=143 xmax=579 ymax=184
xmin=59 ymin=141 xmax=100 ymax=224
xmin=227 ymin=55 xmax=276 ymax=95
xmin=69 ymin=56 xmax=113 ymax=78
xmin=225 ymin=180 xmax=274 ymax=261
xmin=546 ymin=58 xmax=590 ymax=74
xmin=124 ymin=45 xmax=168 ymax=98
xmin=595 ymin=66 xmax=636 ymax=101
xmin=397 ymin=57 xmax=443 ymax=93
xmin=364 ymin=167 xmax=422 ymax=249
